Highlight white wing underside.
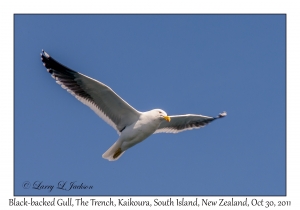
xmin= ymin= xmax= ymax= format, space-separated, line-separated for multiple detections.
xmin=154 ymin=112 xmax=226 ymax=134
xmin=41 ymin=50 xmax=141 ymax=135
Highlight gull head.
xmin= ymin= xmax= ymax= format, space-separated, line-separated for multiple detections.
xmin=153 ymin=109 xmax=171 ymax=122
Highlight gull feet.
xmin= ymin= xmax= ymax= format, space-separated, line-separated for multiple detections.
xmin=113 ymin=148 xmax=123 ymax=159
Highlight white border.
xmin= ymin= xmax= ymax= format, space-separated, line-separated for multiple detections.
xmin=2 ymin=0 xmax=299 ymax=209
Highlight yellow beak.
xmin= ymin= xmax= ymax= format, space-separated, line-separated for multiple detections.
xmin=163 ymin=116 xmax=171 ymax=122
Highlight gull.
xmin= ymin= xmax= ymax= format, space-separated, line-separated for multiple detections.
xmin=40 ymin=50 xmax=226 ymax=161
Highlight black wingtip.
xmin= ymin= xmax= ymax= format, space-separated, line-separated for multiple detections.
xmin=40 ymin=50 xmax=78 ymax=75
xmin=41 ymin=50 xmax=50 ymax=58
xmin=41 ymin=49 xmax=46 ymax=57
xmin=214 ymin=111 xmax=227 ymax=119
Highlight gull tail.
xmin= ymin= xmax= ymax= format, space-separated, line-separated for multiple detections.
xmin=102 ymin=139 xmax=125 ymax=161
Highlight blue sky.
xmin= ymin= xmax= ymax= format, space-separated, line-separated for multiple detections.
xmin=14 ymin=15 xmax=285 ymax=196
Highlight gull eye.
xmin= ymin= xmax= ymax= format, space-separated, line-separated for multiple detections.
xmin=158 ymin=111 xmax=162 ymax=114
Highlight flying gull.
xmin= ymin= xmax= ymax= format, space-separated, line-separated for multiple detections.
xmin=40 ymin=50 xmax=226 ymax=161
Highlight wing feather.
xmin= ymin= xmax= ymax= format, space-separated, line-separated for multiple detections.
xmin=154 ymin=112 xmax=226 ymax=134
xmin=41 ymin=50 xmax=141 ymax=134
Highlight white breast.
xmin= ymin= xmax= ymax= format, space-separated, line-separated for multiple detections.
xmin=120 ymin=112 xmax=162 ymax=150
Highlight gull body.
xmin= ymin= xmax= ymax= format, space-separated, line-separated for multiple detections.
xmin=103 ymin=109 xmax=169 ymax=160
xmin=40 ymin=50 xmax=226 ymax=161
